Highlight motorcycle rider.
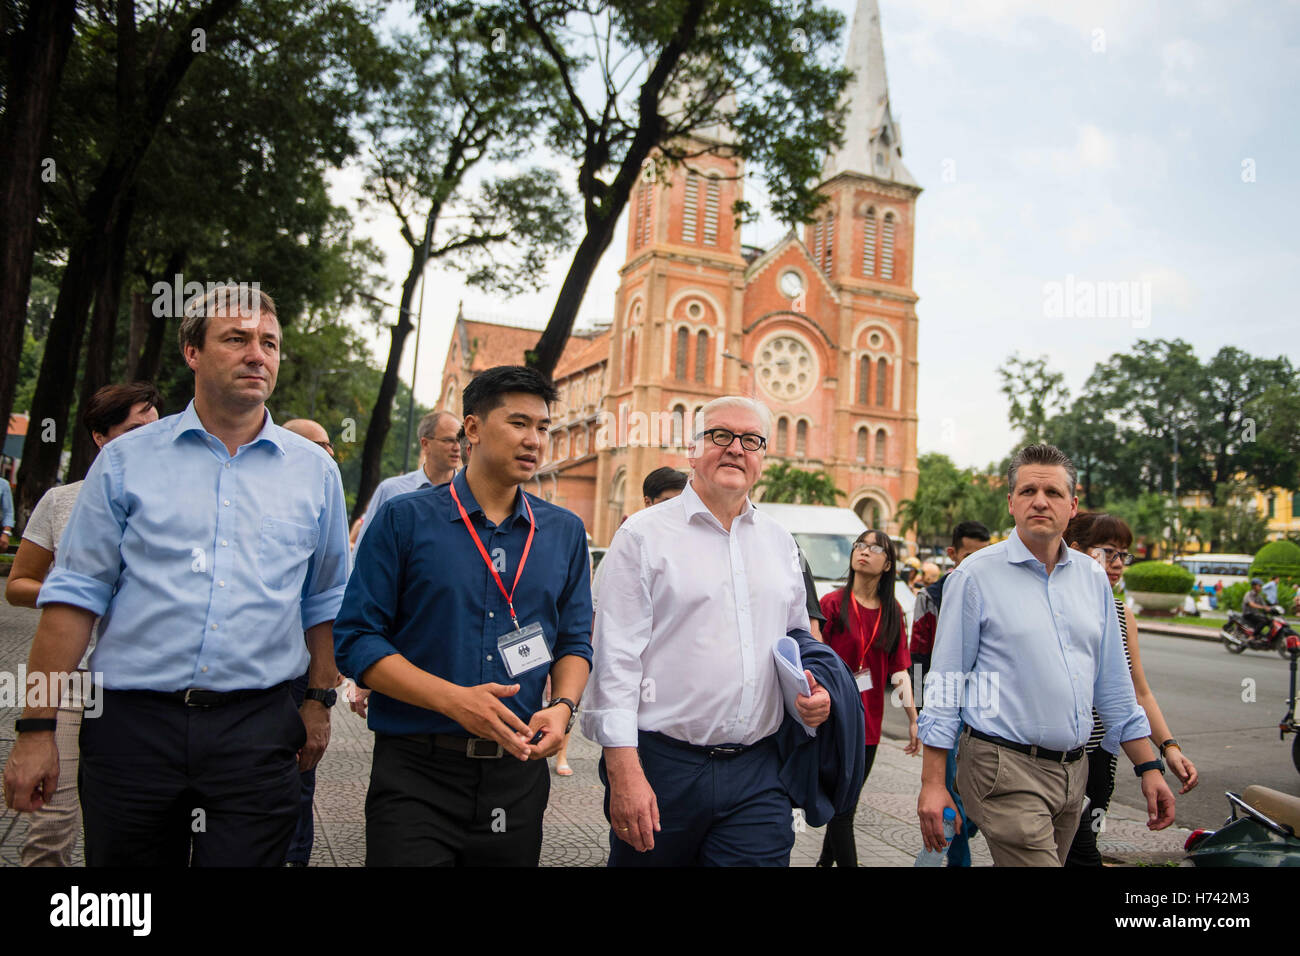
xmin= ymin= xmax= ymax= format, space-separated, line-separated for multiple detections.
xmin=1242 ymin=578 xmax=1275 ymax=636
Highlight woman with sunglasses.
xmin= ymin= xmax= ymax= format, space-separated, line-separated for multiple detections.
xmin=815 ymin=529 xmax=919 ymax=866
xmin=1063 ymin=512 xmax=1199 ymax=867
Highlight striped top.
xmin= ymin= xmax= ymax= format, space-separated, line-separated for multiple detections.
xmin=1086 ymin=598 xmax=1134 ymax=752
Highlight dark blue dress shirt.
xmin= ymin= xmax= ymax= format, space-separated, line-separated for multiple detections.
xmin=334 ymin=470 xmax=593 ymax=736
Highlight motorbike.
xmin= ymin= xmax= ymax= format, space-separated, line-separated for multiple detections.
xmin=1221 ymin=604 xmax=1299 ymax=658
xmin=1279 ymin=632 xmax=1300 ymax=774
xmin=1185 ymin=787 xmax=1300 ymax=866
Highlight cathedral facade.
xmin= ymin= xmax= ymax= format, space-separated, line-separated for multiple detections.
xmin=437 ymin=0 xmax=920 ymax=547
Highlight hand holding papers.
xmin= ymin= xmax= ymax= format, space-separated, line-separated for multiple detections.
xmin=774 ymin=636 xmax=817 ymax=737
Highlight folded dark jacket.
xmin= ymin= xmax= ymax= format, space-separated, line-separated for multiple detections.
xmin=775 ymin=628 xmax=866 ymax=828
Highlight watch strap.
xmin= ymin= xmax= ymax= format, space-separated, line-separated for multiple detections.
xmin=1133 ymin=758 xmax=1165 ymax=777
xmin=304 ymin=688 xmax=337 ymax=707
xmin=1158 ymin=737 xmax=1178 ymax=756
xmin=15 ymin=718 xmax=57 ymax=734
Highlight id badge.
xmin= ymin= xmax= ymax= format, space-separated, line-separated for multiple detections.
xmin=854 ymin=668 xmax=873 ymax=692
xmin=498 ymin=622 xmax=552 ymax=678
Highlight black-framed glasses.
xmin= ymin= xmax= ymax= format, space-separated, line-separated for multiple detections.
xmin=313 ymin=440 xmax=333 ymax=454
xmin=695 ymin=428 xmax=766 ymax=452
xmin=1091 ymin=546 xmax=1135 ymax=566
xmin=853 ymin=542 xmax=886 ymax=555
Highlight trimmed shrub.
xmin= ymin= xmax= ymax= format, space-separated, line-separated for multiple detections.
xmin=1124 ymin=561 xmax=1194 ymax=595
xmin=1251 ymin=540 xmax=1300 ymax=588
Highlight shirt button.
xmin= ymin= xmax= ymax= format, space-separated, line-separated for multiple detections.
xmin=210 ymin=623 xmax=218 ymax=630
xmin=218 ymin=580 xmax=226 ymax=588
xmin=201 ymin=666 xmax=208 ymax=673
xmin=486 ymin=654 xmax=493 ymax=661
xmin=224 ymin=463 xmax=231 ymax=469
xmin=489 ymin=612 xmax=494 ymax=618
xmin=221 ymin=540 xmax=229 ymax=547
xmin=223 ymin=499 xmax=231 ymax=507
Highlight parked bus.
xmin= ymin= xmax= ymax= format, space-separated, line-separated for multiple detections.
xmin=1174 ymin=553 xmax=1254 ymax=588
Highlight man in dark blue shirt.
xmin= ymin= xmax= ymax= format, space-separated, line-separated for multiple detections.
xmin=334 ymin=365 xmax=593 ymax=866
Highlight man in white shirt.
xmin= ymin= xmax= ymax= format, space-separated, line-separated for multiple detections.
xmin=581 ymin=396 xmax=831 ymax=866
xmin=353 ymin=410 xmax=461 ymax=550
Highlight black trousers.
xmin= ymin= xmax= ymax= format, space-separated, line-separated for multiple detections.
xmin=818 ymin=743 xmax=878 ymax=866
xmin=1064 ymin=746 xmax=1117 ymax=867
xmin=365 ymin=733 xmax=550 ymax=866
xmin=78 ymin=685 xmax=303 ymax=867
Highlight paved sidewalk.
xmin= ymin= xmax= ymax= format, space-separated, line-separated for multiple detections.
xmin=0 ymin=601 xmax=1191 ymax=866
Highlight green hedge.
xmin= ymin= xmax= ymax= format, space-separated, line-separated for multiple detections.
xmin=1123 ymin=561 xmax=1194 ymax=595
xmin=1251 ymin=540 xmax=1300 ymax=587
xmin=1221 ymin=579 xmax=1297 ymax=612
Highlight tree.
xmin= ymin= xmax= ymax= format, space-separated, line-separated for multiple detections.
xmin=0 ymin=0 xmax=78 ymax=455
xmin=352 ymin=9 xmax=575 ymax=521
xmin=16 ymin=0 xmax=244 ymax=520
xmin=755 ymin=461 xmax=843 ymax=505
xmin=453 ymin=0 xmax=851 ymax=375
xmin=997 ymin=352 xmax=1069 ymax=447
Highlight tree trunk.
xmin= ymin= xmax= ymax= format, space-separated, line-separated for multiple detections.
xmin=68 ymin=191 xmax=134 ymax=481
xmin=0 ymin=0 xmax=78 ymax=456
xmin=131 ymin=250 xmax=186 ymax=382
xmin=352 ymin=242 xmax=426 ymax=523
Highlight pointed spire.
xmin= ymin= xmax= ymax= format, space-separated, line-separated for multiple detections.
xmin=821 ymin=0 xmax=915 ymax=186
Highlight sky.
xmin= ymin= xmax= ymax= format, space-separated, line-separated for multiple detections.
xmin=333 ymin=0 xmax=1300 ymax=470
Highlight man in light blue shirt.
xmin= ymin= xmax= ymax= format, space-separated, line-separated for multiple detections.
xmin=353 ymin=409 xmax=460 ymax=551
xmin=1 ymin=475 xmax=14 ymax=551
xmin=1 ymin=285 xmax=351 ymax=867
xmin=916 ymin=443 xmax=1175 ymax=866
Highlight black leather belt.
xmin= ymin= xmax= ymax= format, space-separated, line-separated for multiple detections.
xmin=965 ymin=726 xmax=1085 ymax=764
xmin=644 ymin=730 xmax=754 ymax=758
xmin=433 ymin=734 xmax=507 ymax=759
xmin=129 ymin=682 xmax=290 ymax=709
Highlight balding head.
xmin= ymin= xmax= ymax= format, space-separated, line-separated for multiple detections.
xmin=283 ymin=418 xmax=333 ymax=457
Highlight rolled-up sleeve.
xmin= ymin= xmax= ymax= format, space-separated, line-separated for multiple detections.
xmin=37 ymin=448 xmax=125 ymax=615
xmin=917 ymin=568 xmax=981 ymax=749
xmin=551 ymin=521 xmax=594 ymax=667
xmin=1093 ymin=589 xmax=1150 ymax=754
xmin=580 ymin=526 xmax=653 ymax=748
xmin=300 ymin=463 xmax=351 ymax=630
xmin=333 ymin=500 xmax=404 ymax=687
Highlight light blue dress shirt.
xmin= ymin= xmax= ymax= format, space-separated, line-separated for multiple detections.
xmin=1 ymin=477 xmax=13 ymax=530
xmin=917 ymin=528 xmax=1149 ymax=755
xmin=37 ymin=400 xmax=351 ymax=692
xmin=353 ymin=467 xmax=436 ymax=551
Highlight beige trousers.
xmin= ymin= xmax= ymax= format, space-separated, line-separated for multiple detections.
xmin=20 ymin=704 xmax=83 ymax=867
xmin=956 ymin=729 xmax=1088 ymax=867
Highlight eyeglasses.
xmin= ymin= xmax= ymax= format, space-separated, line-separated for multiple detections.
xmin=1090 ymin=546 xmax=1135 ymax=566
xmin=853 ymin=542 xmax=886 ymax=555
xmin=695 ymin=428 xmax=766 ymax=452
xmin=313 ymin=440 xmax=333 ymax=454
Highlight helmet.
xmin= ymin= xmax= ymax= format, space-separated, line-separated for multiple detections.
xmin=1251 ymin=578 xmax=1263 ymax=586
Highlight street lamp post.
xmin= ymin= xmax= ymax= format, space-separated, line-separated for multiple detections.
xmin=721 ymin=350 xmax=754 ymax=398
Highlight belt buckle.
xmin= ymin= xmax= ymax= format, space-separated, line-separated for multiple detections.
xmin=466 ymin=737 xmax=503 ymax=759
xmin=710 ymin=745 xmax=742 ymax=757
xmin=183 ymin=688 xmax=202 ymax=708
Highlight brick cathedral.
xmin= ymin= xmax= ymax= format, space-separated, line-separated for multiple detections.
xmin=437 ymin=0 xmax=920 ymax=547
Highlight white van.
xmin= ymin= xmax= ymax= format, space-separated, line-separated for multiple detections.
xmin=757 ymin=503 xmax=869 ymax=600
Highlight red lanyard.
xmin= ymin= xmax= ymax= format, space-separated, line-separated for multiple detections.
xmin=449 ymin=480 xmax=536 ymax=629
xmin=850 ymin=595 xmax=882 ymax=672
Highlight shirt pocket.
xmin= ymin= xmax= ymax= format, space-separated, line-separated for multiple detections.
xmin=256 ymin=516 xmax=320 ymax=592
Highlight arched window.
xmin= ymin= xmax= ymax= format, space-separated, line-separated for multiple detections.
xmin=635 ymin=182 xmax=653 ymax=247
xmin=694 ymin=329 xmax=709 ymax=384
xmin=703 ymin=175 xmax=720 ymax=245
xmin=796 ymin=420 xmax=808 ymax=457
xmin=671 ymin=404 xmax=686 ymax=446
xmin=862 ymin=208 xmax=877 ymax=276
xmin=881 ymin=213 xmax=896 ymax=279
xmin=682 ymin=172 xmax=699 ymax=243
xmin=776 ymin=417 xmax=789 ymax=455
xmin=875 ymin=357 xmax=888 ymax=407
xmin=856 ymin=428 xmax=868 ymax=463
xmin=857 ymin=355 xmax=870 ymax=405
xmin=875 ymin=428 xmax=887 ymax=465
xmin=625 ymin=331 xmax=637 ymax=385
xmin=822 ymin=209 xmax=834 ymax=274
xmin=674 ymin=327 xmax=689 ymax=380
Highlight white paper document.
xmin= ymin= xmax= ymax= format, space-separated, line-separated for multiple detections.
xmin=773 ymin=636 xmax=817 ymax=737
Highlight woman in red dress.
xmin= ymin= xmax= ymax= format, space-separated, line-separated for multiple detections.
xmin=816 ymin=529 xmax=919 ymax=866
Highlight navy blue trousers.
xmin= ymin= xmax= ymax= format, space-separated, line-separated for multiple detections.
xmin=600 ymin=731 xmax=795 ymax=867
xmin=286 ymin=672 xmax=316 ymax=864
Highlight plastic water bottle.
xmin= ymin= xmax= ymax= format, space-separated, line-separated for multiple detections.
xmin=914 ymin=808 xmax=956 ymax=867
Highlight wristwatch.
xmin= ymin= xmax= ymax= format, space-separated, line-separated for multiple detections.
xmin=1158 ymin=737 xmax=1179 ymax=757
xmin=15 ymin=718 xmax=57 ymax=734
xmin=304 ymin=688 xmax=337 ymax=708
xmin=1133 ymin=758 xmax=1166 ymax=777
xmin=546 ymin=697 xmax=579 ymax=734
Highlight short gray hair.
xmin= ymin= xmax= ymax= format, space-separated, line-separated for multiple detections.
xmin=1008 ymin=443 xmax=1077 ymax=496
xmin=417 ymin=410 xmax=458 ymax=441
xmin=695 ymin=395 xmax=773 ymax=442
xmin=178 ymin=285 xmax=278 ymax=355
